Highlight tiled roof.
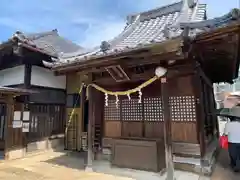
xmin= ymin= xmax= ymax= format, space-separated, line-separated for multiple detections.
xmin=12 ymin=29 xmax=83 ymax=58
xmin=108 ymin=2 xmax=206 ymax=50
xmin=53 ymin=1 xmax=240 ymax=69
xmin=56 ymin=0 xmax=206 ymax=64
xmin=179 ymin=8 xmax=240 ymax=36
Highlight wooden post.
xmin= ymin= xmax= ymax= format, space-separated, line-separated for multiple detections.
xmin=85 ymin=86 xmax=93 ymax=171
xmin=192 ymin=69 xmax=206 ymax=157
xmin=23 ymin=63 xmax=32 ymax=149
xmin=4 ymin=95 xmax=14 ymax=160
xmin=161 ymin=76 xmax=175 ymax=180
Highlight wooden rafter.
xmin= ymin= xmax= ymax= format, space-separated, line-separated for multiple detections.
xmin=105 ymin=65 xmax=130 ymax=82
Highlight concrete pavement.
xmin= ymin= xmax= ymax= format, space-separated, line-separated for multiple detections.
xmin=211 ymin=150 xmax=240 ymax=180
xmin=0 ymin=150 xmax=208 ymax=180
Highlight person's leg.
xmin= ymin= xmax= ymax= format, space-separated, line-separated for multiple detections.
xmin=228 ymin=143 xmax=237 ymax=168
xmin=234 ymin=143 xmax=240 ymax=170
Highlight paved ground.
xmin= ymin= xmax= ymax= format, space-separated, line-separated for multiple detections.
xmin=0 ymin=150 xmax=204 ymax=180
xmin=210 ymin=120 xmax=240 ymax=179
xmin=0 ymin=146 xmax=238 ymax=179
xmin=0 ymin=151 xmax=133 ymax=180
xmin=209 ymin=120 xmax=240 ymax=179
xmin=211 ymin=150 xmax=240 ymax=180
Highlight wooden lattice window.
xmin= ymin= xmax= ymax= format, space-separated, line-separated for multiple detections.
xmin=169 ymin=96 xmax=196 ymax=122
xmin=122 ymin=99 xmax=143 ymax=121
xmin=104 ymin=100 xmax=120 ymax=121
xmin=144 ymin=97 xmax=163 ymax=121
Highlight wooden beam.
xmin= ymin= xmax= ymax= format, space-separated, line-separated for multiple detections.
xmin=53 ymin=38 xmax=185 ymax=75
xmin=92 ymin=63 xmax=195 ymax=86
xmin=232 ymin=34 xmax=240 ymax=79
xmin=55 ymin=51 xmax=185 ymax=76
xmin=161 ymin=76 xmax=175 ymax=180
xmin=194 ymin=23 xmax=240 ymax=43
xmin=93 ymin=69 xmax=155 ymax=84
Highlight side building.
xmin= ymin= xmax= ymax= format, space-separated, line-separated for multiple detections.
xmin=0 ymin=29 xmax=83 ymax=159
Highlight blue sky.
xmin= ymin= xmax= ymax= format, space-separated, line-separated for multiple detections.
xmin=0 ymin=0 xmax=239 ymax=47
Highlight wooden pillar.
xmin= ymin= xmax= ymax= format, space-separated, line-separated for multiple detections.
xmin=161 ymin=76 xmax=175 ymax=180
xmin=85 ymin=86 xmax=94 ymax=171
xmin=23 ymin=63 xmax=32 ymax=148
xmin=4 ymin=95 xmax=14 ymax=160
xmin=192 ymin=70 xmax=206 ymax=157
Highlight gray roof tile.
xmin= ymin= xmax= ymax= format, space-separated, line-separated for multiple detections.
xmin=57 ymin=0 xmax=207 ymax=63
xmin=13 ymin=29 xmax=83 ymax=58
xmin=54 ymin=1 xmax=239 ymax=67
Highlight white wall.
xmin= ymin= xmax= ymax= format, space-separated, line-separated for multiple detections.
xmin=0 ymin=65 xmax=66 ymax=89
xmin=0 ymin=65 xmax=25 ymax=86
xmin=31 ymin=66 xmax=66 ymax=89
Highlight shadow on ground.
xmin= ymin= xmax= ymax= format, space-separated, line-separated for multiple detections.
xmin=43 ymin=150 xmax=200 ymax=180
xmin=44 ymin=151 xmax=87 ymax=170
xmin=45 ymin=149 xmax=240 ymax=180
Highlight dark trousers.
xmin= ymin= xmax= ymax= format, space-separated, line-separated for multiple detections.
xmin=228 ymin=142 xmax=240 ymax=169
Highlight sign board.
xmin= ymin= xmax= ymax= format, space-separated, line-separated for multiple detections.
xmin=23 ymin=111 xmax=30 ymax=121
xmin=13 ymin=120 xmax=22 ymax=128
xmin=14 ymin=111 xmax=21 ymax=121
xmin=22 ymin=122 xmax=30 ymax=132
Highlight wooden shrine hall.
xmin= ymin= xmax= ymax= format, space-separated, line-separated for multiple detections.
xmin=51 ymin=0 xmax=240 ymax=178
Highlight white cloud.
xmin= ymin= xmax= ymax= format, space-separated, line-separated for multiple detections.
xmin=79 ymin=21 xmax=126 ymax=48
xmin=72 ymin=0 xmax=178 ymax=48
xmin=0 ymin=0 xmax=180 ymax=47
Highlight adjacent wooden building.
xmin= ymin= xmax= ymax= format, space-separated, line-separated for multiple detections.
xmin=0 ymin=87 xmax=34 ymax=160
xmin=0 ymin=30 xmax=83 ymax=157
xmin=52 ymin=1 xmax=240 ymax=176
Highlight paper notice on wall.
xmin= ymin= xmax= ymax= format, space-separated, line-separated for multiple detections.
xmin=14 ymin=111 xmax=21 ymax=121
xmin=23 ymin=111 xmax=30 ymax=121
xmin=13 ymin=120 xmax=22 ymax=128
xmin=22 ymin=122 xmax=30 ymax=132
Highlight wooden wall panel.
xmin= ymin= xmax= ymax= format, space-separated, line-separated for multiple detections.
xmin=172 ymin=122 xmax=197 ymax=143
xmin=102 ymin=74 xmax=199 ymax=143
xmin=122 ymin=122 xmax=143 ymax=137
xmin=65 ymin=111 xmax=79 ymax=150
xmin=145 ymin=122 xmax=164 ymax=138
xmin=65 ymin=73 xmax=83 ymax=151
xmin=168 ymin=76 xmax=194 ymax=96
xmin=104 ymin=121 xmax=197 ymax=143
xmin=104 ymin=121 xmax=121 ymax=137
xmin=66 ymin=73 xmax=82 ymax=94
xmin=10 ymin=103 xmax=23 ymax=148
